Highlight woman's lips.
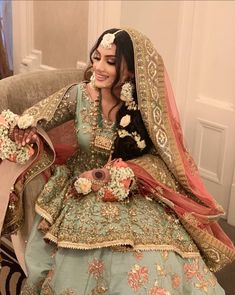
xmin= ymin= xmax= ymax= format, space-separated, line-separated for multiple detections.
xmin=95 ymin=73 xmax=108 ymax=81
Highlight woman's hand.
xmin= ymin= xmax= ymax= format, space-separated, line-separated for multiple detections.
xmin=11 ymin=126 xmax=38 ymax=146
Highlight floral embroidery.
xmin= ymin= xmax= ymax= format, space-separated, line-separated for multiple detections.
xmin=128 ymin=264 xmax=149 ymax=292
xmin=183 ymin=258 xmax=217 ymax=293
xmin=184 ymin=259 xmax=199 ymax=279
xmin=88 ymin=258 xmax=108 ymax=294
xmin=156 ymin=264 xmax=166 ymax=276
xmin=148 ymin=287 xmax=171 ymax=295
xmin=88 ymin=258 xmax=105 ymax=279
xmin=171 ymin=273 xmax=181 ymax=288
xmin=100 ymin=203 xmax=120 ymax=219
xmin=161 ymin=251 xmax=169 ymax=260
xmin=133 ymin=251 xmax=144 ymax=261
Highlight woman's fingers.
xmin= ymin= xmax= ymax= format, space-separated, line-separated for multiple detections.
xmin=13 ymin=127 xmax=23 ymax=145
xmin=23 ymin=127 xmax=37 ymax=145
xmin=13 ymin=126 xmax=37 ymax=146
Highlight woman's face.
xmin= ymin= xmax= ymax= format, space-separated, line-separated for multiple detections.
xmin=91 ymin=44 xmax=117 ymax=89
xmin=91 ymin=44 xmax=132 ymax=90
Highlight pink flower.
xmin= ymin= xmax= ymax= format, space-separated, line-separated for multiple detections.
xmin=133 ymin=251 xmax=144 ymax=261
xmin=171 ymin=274 xmax=181 ymax=288
xmin=149 ymin=287 xmax=170 ymax=295
xmin=88 ymin=258 xmax=104 ymax=279
xmin=0 ymin=115 xmax=8 ymax=128
xmin=184 ymin=260 xmax=199 ymax=279
xmin=128 ymin=264 xmax=149 ymax=292
xmin=8 ymin=153 xmax=17 ymax=162
xmin=103 ymin=189 xmax=117 ymax=202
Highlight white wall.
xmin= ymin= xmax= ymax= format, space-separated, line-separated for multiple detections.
xmin=121 ymin=1 xmax=181 ymax=92
xmin=34 ymin=0 xmax=88 ymax=68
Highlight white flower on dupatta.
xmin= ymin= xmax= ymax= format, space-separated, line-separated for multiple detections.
xmin=120 ymin=115 xmax=131 ymax=128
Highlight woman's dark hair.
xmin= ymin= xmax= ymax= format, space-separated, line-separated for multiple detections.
xmin=84 ymin=28 xmax=153 ymax=161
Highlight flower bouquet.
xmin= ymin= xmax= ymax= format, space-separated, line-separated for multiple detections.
xmin=74 ymin=159 xmax=135 ymax=202
xmin=0 ymin=110 xmax=35 ymax=164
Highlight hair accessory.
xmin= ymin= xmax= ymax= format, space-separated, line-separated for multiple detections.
xmin=120 ymin=81 xmax=138 ymax=110
xmin=100 ymin=30 xmax=123 ymax=49
xmin=117 ymin=129 xmax=146 ymax=150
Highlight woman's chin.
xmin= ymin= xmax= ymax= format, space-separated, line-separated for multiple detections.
xmin=94 ymin=80 xmax=112 ymax=89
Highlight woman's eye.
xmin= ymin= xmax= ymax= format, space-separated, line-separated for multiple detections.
xmin=92 ymin=55 xmax=100 ymax=61
xmin=107 ymin=60 xmax=116 ymax=65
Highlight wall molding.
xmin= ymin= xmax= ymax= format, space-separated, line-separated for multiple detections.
xmin=12 ymin=1 xmax=122 ymax=73
xmin=196 ymin=95 xmax=235 ymax=112
xmin=173 ymin=1 xmax=195 ymax=130
xmin=12 ymin=0 xmax=34 ymax=73
xmin=194 ymin=118 xmax=227 ymax=184
xmin=20 ymin=50 xmax=56 ymax=73
xmin=12 ymin=1 xmax=58 ymax=73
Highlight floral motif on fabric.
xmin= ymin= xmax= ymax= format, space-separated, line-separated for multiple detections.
xmin=128 ymin=264 xmax=149 ymax=292
xmin=183 ymin=258 xmax=217 ymax=293
xmin=133 ymin=251 xmax=144 ymax=261
xmin=88 ymin=258 xmax=108 ymax=294
xmin=100 ymin=203 xmax=120 ymax=220
xmin=171 ymin=273 xmax=181 ymax=288
xmin=20 ymin=282 xmax=38 ymax=295
xmin=88 ymin=258 xmax=105 ymax=279
xmin=41 ymin=280 xmax=77 ymax=295
xmin=148 ymin=286 xmax=171 ymax=295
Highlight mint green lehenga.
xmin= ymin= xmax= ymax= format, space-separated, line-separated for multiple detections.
xmin=20 ymin=82 xmax=225 ymax=295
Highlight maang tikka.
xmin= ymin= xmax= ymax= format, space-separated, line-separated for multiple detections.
xmin=100 ymin=29 xmax=123 ymax=49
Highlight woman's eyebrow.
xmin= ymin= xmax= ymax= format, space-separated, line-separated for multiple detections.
xmin=95 ymin=49 xmax=116 ymax=58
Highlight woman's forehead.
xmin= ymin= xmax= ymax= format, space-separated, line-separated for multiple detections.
xmin=96 ymin=44 xmax=116 ymax=56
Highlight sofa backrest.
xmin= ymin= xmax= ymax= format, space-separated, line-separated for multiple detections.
xmin=0 ymin=68 xmax=83 ymax=114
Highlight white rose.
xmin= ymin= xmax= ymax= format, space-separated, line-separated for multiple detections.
xmin=137 ymin=139 xmax=146 ymax=150
xmin=120 ymin=114 xmax=131 ymax=127
xmin=17 ymin=114 xmax=34 ymax=129
xmin=100 ymin=33 xmax=115 ymax=49
xmin=74 ymin=177 xmax=92 ymax=195
xmin=120 ymin=82 xmax=133 ymax=102
xmin=118 ymin=129 xmax=130 ymax=138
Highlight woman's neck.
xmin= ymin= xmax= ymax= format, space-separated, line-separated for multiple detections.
xmin=87 ymin=83 xmax=121 ymax=122
xmin=101 ymin=88 xmax=121 ymax=122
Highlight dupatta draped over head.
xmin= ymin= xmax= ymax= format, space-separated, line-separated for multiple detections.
xmin=124 ymin=28 xmax=235 ymax=271
xmin=1 ymin=28 xmax=234 ymax=273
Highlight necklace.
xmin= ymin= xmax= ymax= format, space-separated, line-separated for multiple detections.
xmin=85 ymin=85 xmax=116 ymax=167
xmin=94 ymin=91 xmax=116 ymax=151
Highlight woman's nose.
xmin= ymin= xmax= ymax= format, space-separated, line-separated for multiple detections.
xmin=95 ymin=59 xmax=105 ymax=71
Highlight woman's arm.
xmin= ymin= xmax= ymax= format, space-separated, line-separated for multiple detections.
xmin=39 ymin=85 xmax=77 ymax=131
xmin=12 ymin=85 xmax=78 ymax=146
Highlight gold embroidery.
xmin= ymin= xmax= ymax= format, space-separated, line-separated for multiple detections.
xmin=23 ymin=84 xmax=77 ymax=127
xmin=125 ymin=28 xmax=189 ymax=188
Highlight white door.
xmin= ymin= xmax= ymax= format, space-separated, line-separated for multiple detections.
xmin=181 ymin=1 xmax=235 ymax=224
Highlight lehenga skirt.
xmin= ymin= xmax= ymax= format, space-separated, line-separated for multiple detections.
xmin=21 ymin=215 xmax=225 ymax=295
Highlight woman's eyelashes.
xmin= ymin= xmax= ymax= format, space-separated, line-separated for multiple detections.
xmin=92 ymin=55 xmax=116 ymax=66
